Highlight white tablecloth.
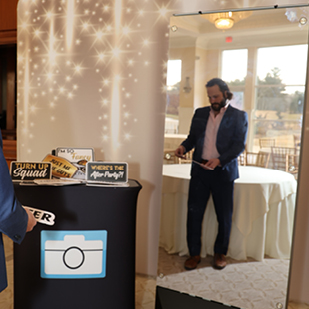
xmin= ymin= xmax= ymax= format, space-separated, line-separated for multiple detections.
xmin=160 ymin=165 xmax=297 ymax=261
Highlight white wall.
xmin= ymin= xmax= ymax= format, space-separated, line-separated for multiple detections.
xmin=17 ymin=0 xmax=309 ymax=304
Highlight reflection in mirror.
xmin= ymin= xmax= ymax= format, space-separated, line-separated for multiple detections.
xmin=157 ymin=5 xmax=309 ymax=309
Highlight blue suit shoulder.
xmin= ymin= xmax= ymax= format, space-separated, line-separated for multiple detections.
xmin=227 ymin=105 xmax=247 ymax=116
xmin=194 ymin=106 xmax=210 ymax=116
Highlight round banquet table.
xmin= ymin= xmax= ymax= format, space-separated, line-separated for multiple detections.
xmin=160 ymin=164 xmax=297 ymax=261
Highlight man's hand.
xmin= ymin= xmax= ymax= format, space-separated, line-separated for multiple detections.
xmin=24 ymin=208 xmax=37 ymax=232
xmin=202 ymin=158 xmax=220 ymax=170
xmin=175 ymin=145 xmax=186 ymax=158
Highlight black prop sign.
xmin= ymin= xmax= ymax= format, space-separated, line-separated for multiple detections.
xmin=11 ymin=162 xmax=52 ymax=181
xmin=86 ymin=162 xmax=128 ymax=183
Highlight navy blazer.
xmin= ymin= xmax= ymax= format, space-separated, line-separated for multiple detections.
xmin=181 ymin=105 xmax=248 ymax=182
xmin=0 ymin=132 xmax=28 ymax=292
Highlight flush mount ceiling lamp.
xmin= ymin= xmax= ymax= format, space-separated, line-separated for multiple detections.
xmin=202 ymin=11 xmax=252 ymax=30
xmin=215 ymin=15 xmax=234 ymax=29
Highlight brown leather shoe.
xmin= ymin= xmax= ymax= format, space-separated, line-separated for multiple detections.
xmin=184 ymin=255 xmax=201 ymax=270
xmin=213 ymin=253 xmax=227 ymax=270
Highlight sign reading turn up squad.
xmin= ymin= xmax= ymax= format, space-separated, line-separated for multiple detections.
xmin=10 ymin=162 xmax=52 ymax=181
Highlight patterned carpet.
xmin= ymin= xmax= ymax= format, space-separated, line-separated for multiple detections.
xmin=155 ymin=247 xmax=293 ymax=309
xmin=157 ymin=258 xmax=289 ymax=309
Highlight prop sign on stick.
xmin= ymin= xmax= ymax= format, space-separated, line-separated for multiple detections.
xmin=23 ymin=206 xmax=56 ymax=226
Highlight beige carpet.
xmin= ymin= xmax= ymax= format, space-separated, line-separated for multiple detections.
xmin=157 ymin=257 xmax=289 ymax=309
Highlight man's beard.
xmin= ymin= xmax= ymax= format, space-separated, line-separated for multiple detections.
xmin=211 ymin=97 xmax=227 ymax=112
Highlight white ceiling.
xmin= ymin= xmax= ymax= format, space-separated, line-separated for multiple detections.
xmin=169 ymin=6 xmax=309 ymax=49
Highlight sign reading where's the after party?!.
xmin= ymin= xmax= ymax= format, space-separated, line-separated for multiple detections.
xmin=10 ymin=162 xmax=52 ymax=182
xmin=86 ymin=162 xmax=128 ymax=184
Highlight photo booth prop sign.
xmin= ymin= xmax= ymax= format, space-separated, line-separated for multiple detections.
xmin=55 ymin=147 xmax=94 ymax=164
xmin=10 ymin=162 xmax=52 ymax=181
xmin=86 ymin=162 xmax=128 ymax=183
xmin=42 ymin=154 xmax=78 ymax=178
xmin=23 ymin=206 xmax=56 ymax=226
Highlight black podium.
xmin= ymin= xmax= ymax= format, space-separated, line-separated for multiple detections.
xmin=13 ymin=180 xmax=141 ymax=309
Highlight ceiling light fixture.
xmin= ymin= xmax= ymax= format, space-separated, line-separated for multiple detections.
xmin=202 ymin=11 xmax=252 ymax=30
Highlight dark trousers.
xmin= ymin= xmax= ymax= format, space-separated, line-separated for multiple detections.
xmin=187 ymin=167 xmax=234 ymax=256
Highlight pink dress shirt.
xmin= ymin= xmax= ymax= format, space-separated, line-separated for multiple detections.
xmin=202 ymin=104 xmax=229 ymax=160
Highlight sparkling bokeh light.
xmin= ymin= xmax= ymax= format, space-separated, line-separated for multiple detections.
xmin=17 ymin=0 xmax=172 ymax=160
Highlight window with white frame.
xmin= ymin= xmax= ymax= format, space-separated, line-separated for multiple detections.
xmin=221 ymin=49 xmax=248 ymax=110
xmin=165 ymin=59 xmax=182 ymax=134
xmin=221 ymin=45 xmax=307 ymax=151
xmin=253 ymin=45 xmax=307 ymax=149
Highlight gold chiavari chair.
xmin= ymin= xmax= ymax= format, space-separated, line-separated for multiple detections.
xmin=259 ymin=138 xmax=275 ymax=150
xmin=293 ymin=134 xmax=301 ymax=148
xmin=286 ymin=153 xmax=299 ymax=179
xmin=246 ymin=151 xmax=270 ymax=168
xmin=271 ymin=146 xmax=298 ymax=172
xmin=237 ymin=150 xmax=246 ymax=166
xmin=178 ymin=149 xmax=193 ymax=164
xmin=163 ymin=149 xmax=178 ymax=164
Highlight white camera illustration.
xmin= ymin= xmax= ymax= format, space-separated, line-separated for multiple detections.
xmin=44 ymin=234 xmax=103 ymax=275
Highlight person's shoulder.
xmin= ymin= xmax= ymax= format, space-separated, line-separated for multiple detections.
xmin=227 ymin=105 xmax=247 ymax=116
xmin=195 ymin=106 xmax=210 ymax=115
xmin=197 ymin=106 xmax=210 ymax=110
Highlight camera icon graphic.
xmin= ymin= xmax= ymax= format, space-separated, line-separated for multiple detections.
xmin=41 ymin=230 xmax=107 ymax=279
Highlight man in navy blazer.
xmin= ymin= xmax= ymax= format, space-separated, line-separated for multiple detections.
xmin=175 ymin=78 xmax=248 ymax=270
xmin=0 ymin=131 xmax=37 ymax=292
